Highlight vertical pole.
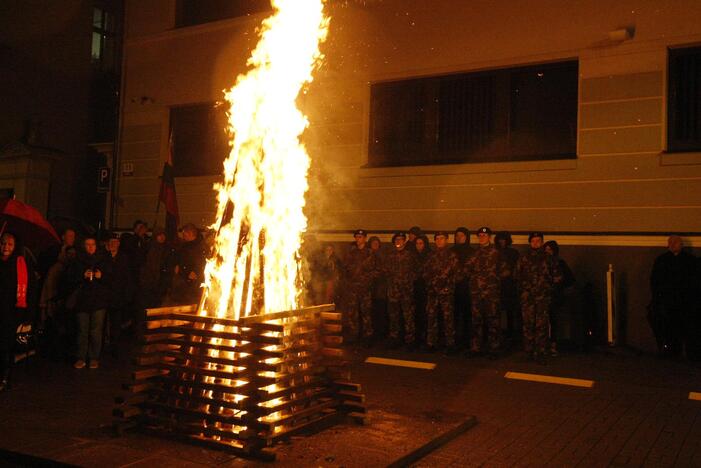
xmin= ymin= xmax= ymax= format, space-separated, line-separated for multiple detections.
xmin=606 ymin=264 xmax=616 ymax=345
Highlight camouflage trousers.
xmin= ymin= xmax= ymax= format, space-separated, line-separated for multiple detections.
xmin=470 ymin=294 xmax=501 ymax=352
xmin=388 ymin=296 xmax=416 ymax=344
xmin=521 ymin=293 xmax=551 ymax=354
xmin=345 ymin=290 xmax=373 ymax=340
xmin=426 ymin=293 xmax=455 ymax=347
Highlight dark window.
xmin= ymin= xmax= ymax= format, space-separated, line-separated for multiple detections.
xmin=175 ymin=0 xmax=272 ymax=28
xmin=668 ymin=46 xmax=701 ymax=152
xmin=170 ymin=104 xmax=229 ymax=177
xmin=369 ymin=61 xmax=578 ymax=167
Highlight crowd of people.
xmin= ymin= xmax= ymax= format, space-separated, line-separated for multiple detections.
xmin=304 ymin=227 xmax=577 ymax=364
xmin=0 ymin=220 xmax=698 ymax=393
xmin=0 ymin=220 xmax=209 ymax=391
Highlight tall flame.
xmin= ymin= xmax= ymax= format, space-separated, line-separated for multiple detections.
xmin=201 ymin=0 xmax=329 ymax=319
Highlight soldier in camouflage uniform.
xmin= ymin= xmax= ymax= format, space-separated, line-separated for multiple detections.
xmin=384 ymin=232 xmax=418 ymax=348
xmin=422 ymin=231 xmax=460 ymax=353
xmin=515 ymin=232 xmax=563 ymax=363
xmin=465 ymin=227 xmax=502 ymax=357
xmin=343 ymin=229 xmax=375 ymax=344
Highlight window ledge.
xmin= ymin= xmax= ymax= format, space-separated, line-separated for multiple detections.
xmin=660 ymin=151 xmax=701 ymax=166
xmin=358 ymin=157 xmax=577 ymax=178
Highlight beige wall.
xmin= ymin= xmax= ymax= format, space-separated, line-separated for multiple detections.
xmin=117 ymin=0 xmax=701 ymax=234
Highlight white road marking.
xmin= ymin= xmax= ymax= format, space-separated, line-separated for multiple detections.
xmin=365 ymin=356 xmax=436 ymax=370
xmin=505 ymin=371 xmax=595 ymax=388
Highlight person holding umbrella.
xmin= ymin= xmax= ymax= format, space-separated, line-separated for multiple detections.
xmin=0 ymin=232 xmax=36 ymax=391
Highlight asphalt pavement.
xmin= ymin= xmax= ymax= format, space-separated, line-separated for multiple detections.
xmin=0 ymin=343 xmax=700 ymax=467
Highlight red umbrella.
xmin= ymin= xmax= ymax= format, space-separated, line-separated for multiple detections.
xmin=0 ymin=198 xmax=60 ymax=251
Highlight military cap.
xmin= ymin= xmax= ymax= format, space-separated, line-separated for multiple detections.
xmin=528 ymin=231 xmax=544 ymax=242
xmin=477 ymin=226 xmax=492 ymax=235
xmin=353 ymin=229 xmax=367 ymax=237
xmin=391 ymin=231 xmax=407 ymax=243
xmin=434 ymin=230 xmax=450 ymax=240
xmin=408 ymin=226 xmax=422 ymax=236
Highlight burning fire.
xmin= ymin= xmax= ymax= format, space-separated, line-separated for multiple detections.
xmin=201 ymin=0 xmax=329 ymax=320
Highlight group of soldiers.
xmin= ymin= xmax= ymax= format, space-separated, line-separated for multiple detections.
xmin=334 ymin=227 xmax=565 ymax=363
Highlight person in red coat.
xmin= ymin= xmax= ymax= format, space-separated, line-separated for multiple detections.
xmin=0 ymin=232 xmax=36 ymax=391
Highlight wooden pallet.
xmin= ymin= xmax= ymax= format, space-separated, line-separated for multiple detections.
xmin=113 ymin=304 xmax=366 ymax=460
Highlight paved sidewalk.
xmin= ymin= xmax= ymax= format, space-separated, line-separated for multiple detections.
xmin=0 ymin=346 xmax=699 ymax=467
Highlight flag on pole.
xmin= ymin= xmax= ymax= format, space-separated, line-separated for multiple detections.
xmin=158 ymin=131 xmax=180 ymax=240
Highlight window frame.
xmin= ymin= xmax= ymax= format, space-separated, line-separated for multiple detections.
xmin=169 ymin=103 xmax=230 ymax=178
xmin=667 ymin=45 xmax=701 ymax=153
xmin=368 ymin=60 xmax=579 ymax=168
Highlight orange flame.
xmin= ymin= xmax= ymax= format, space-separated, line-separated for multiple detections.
xmin=201 ymin=0 xmax=329 ymax=319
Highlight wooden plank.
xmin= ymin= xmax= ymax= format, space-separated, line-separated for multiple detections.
xmin=144 ymin=326 xmax=282 ymax=345
xmin=386 ymin=416 xmax=478 ymax=468
xmin=122 ymin=382 xmax=153 ymax=393
xmin=267 ymin=410 xmax=341 ymax=442
xmin=146 ymin=361 xmax=274 ymax=385
xmin=338 ymin=390 xmax=365 ymax=403
xmin=239 ymin=304 xmax=335 ymax=324
xmin=323 ymin=324 xmax=343 ymax=334
xmin=140 ymin=401 xmax=271 ymax=431
xmin=321 ymin=347 xmax=344 ymax=358
xmin=320 ymin=311 xmax=342 ymax=321
xmin=267 ymin=398 xmax=338 ymax=427
xmin=132 ymin=368 xmax=167 ymax=380
xmin=146 ymin=304 xmax=197 ymax=316
xmin=323 ymin=335 xmax=343 ymax=345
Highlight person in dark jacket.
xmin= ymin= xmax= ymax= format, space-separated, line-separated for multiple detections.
xmin=383 ymin=232 xmax=418 ymax=349
xmin=515 ymin=232 xmax=563 ymax=364
xmin=73 ymin=236 xmax=113 ymax=369
xmin=451 ymin=227 xmax=472 ymax=348
xmin=405 ymin=226 xmax=422 ymax=253
xmin=544 ymin=240 xmax=576 ymax=357
xmin=105 ymin=233 xmax=133 ymax=353
xmin=413 ymin=235 xmax=431 ymax=346
xmin=139 ymin=228 xmax=173 ymax=309
xmin=310 ymin=244 xmax=342 ymax=305
xmin=368 ymin=236 xmax=388 ymax=341
xmin=170 ymin=224 xmax=206 ymax=305
xmin=649 ymin=235 xmax=697 ymax=358
xmin=0 ymin=232 xmax=36 ymax=391
xmin=495 ymin=231 xmax=520 ymax=348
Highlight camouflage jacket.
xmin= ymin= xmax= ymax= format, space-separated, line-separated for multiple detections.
xmin=344 ymin=244 xmax=375 ymax=291
xmin=515 ymin=248 xmax=563 ymax=297
xmin=465 ymin=244 xmax=502 ymax=297
xmin=422 ymin=247 xmax=459 ymax=296
xmin=384 ymin=247 xmax=417 ymax=301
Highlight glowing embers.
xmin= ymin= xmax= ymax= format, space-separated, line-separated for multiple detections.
xmin=114 ymin=304 xmax=365 ymax=460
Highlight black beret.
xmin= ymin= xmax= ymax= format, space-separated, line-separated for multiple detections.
xmin=392 ymin=231 xmax=407 ymax=242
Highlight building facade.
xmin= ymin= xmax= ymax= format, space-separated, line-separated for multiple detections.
xmin=116 ymin=0 xmax=701 ymax=352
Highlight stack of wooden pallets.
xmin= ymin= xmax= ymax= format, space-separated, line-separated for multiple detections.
xmin=113 ymin=304 xmax=365 ymax=461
